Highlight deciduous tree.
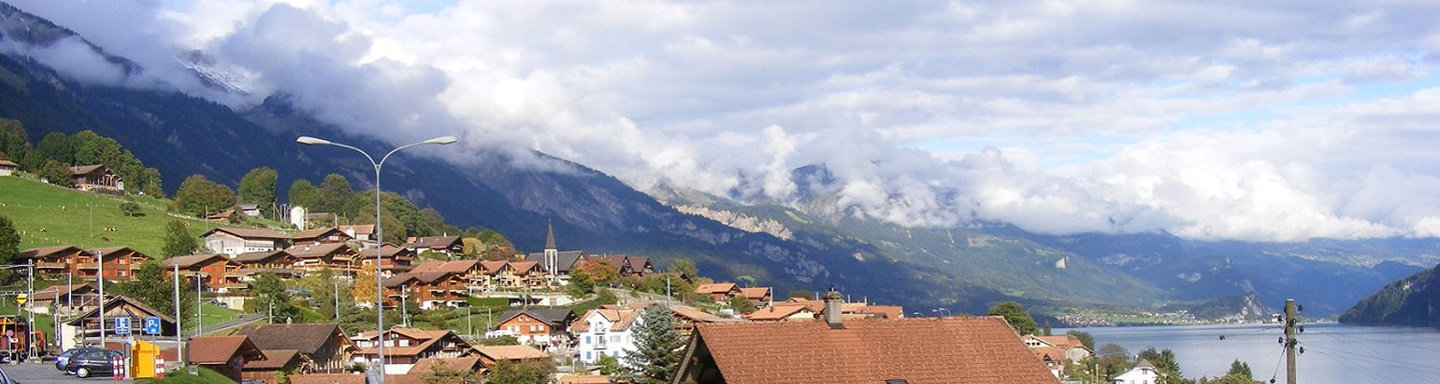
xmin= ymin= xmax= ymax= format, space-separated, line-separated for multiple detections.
xmin=988 ymin=301 xmax=1039 ymax=335
xmin=288 ymin=178 xmax=317 ymax=208
xmin=174 ymin=174 xmax=235 ymax=217
xmin=485 ymin=360 xmax=555 ymax=384
xmin=239 ymin=167 xmax=279 ymax=218
xmin=0 ymin=216 xmax=19 ymax=280
xmin=116 ymin=261 xmax=197 ymax=330
xmin=249 ymin=272 xmax=299 ymax=323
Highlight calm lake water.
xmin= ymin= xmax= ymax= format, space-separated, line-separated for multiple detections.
xmin=1063 ymin=323 xmax=1440 ymax=384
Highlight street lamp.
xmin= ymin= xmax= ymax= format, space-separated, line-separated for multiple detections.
xmin=932 ymin=307 xmax=951 ymax=317
xmin=297 ymin=134 xmax=457 ymax=384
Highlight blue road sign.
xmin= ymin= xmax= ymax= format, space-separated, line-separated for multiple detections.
xmin=115 ymin=317 xmax=131 ymax=335
xmin=143 ymin=317 xmax=162 ymax=335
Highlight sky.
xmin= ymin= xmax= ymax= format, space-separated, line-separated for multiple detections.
xmin=5 ymin=0 xmax=1440 ymax=242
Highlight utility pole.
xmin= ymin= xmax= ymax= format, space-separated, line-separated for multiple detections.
xmin=334 ymin=281 xmax=340 ymax=321
xmin=173 ymin=263 xmax=182 ymax=369
xmin=1283 ymin=299 xmax=1298 ymax=384
xmin=400 ymin=285 xmax=408 ymax=328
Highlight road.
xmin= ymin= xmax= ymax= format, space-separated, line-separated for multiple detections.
xmin=2 ymin=360 xmax=131 ymax=383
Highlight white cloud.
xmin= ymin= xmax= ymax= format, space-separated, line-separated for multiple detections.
xmin=7 ymin=0 xmax=1440 ymax=242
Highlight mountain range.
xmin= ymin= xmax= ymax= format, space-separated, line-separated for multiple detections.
xmin=2 ymin=3 xmax=1435 ymax=321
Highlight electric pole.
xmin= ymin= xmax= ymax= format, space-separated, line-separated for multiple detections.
xmin=1282 ymin=299 xmax=1301 ymax=384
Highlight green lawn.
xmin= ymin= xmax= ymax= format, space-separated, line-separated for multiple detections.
xmin=0 ymin=176 xmax=222 ymax=255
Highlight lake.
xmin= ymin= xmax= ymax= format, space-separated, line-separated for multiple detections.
xmin=1062 ymin=323 xmax=1440 ymax=383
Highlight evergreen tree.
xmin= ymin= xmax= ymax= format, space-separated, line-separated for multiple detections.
xmin=238 ymin=167 xmax=279 ymax=218
xmin=623 ymin=304 xmax=685 ymax=384
xmin=988 ymin=301 xmax=1039 ymax=335
xmin=1137 ymin=347 xmax=1185 ymax=384
xmin=162 ymin=220 xmax=200 ymax=257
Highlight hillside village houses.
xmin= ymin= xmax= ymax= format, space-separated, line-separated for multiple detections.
xmin=10 ymin=215 xmax=1073 ymax=383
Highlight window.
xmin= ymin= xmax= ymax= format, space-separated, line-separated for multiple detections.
xmin=584 ymin=336 xmax=590 ymax=345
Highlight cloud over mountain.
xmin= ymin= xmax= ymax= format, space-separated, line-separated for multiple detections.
xmin=7 ymin=0 xmax=1440 ymax=242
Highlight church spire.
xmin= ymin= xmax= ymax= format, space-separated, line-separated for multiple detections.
xmin=544 ymin=222 xmax=557 ymax=250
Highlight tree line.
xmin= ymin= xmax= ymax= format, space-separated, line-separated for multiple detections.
xmin=0 ymin=119 xmax=164 ymax=196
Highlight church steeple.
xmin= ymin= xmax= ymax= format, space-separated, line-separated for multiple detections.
xmin=544 ymin=223 xmax=557 ymax=251
xmin=544 ymin=223 xmax=558 ymax=275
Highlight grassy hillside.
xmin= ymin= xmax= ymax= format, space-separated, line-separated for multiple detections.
xmin=0 ymin=176 xmax=222 ymax=255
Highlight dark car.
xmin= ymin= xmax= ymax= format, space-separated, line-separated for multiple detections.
xmin=55 ymin=347 xmax=84 ymax=373
xmin=63 ymin=348 xmax=124 ymax=378
xmin=0 ymin=364 xmax=16 ymax=384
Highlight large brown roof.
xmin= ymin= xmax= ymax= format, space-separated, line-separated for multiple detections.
xmin=411 ymin=260 xmax=477 ymax=274
xmin=204 ymin=227 xmax=291 ymax=239
xmin=244 ymin=349 xmax=299 ymax=370
xmin=695 ymin=283 xmax=738 ymax=294
xmin=286 ymin=243 xmax=353 ymax=258
xmin=476 ymin=345 xmax=549 ymax=361
xmin=188 ymin=335 xmax=264 ymax=365
xmin=236 ymin=323 xmax=349 ymax=354
xmin=161 ymin=254 xmax=234 ymax=268
xmin=685 ymin=316 xmax=1057 ymax=384
xmin=287 ymin=373 xmax=368 ymax=384
xmin=18 ymin=245 xmax=87 ymax=259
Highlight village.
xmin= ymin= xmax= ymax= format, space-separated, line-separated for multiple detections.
xmin=2 ymin=153 xmax=1148 ymax=384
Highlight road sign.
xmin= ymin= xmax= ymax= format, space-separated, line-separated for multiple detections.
xmin=115 ymin=317 xmax=131 ymax=335
xmin=143 ymin=317 xmax=161 ymax=335
xmin=15 ymin=294 xmax=25 ymax=305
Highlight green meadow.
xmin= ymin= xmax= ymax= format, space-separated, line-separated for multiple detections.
xmin=0 ymin=176 xmax=223 ymax=256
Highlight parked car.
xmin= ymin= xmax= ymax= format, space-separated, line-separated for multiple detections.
xmin=63 ymin=348 xmax=124 ymax=378
xmin=0 ymin=364 xmax=16 ymax=384
xmin=55 ymin=347 xmax=85 ymax=373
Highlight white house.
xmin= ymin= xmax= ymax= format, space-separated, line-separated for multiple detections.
xmin=1113 ymin=358 xmax=1159 ymax=384
xmin=573 ymin=306 xmax=643 ymax=364
xmin=0 ymin=160 xmax=17 ymax=176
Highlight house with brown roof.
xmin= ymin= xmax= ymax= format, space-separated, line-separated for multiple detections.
xmin=493 ymin=309 xmax=577 ymax=349
xmin=292 ymin=227 xmax=354 ymax=246
xmin=694 ymin=283 xmax=742 ymax=302
xmin=240 ymin=348 xmax=303 ymax=384
xmin=356 ymin=244 xmax=417 ymax=278
xmin=402 ymin=236 xmax=463 ymax=257
xmin=626 ymin=256 xmax=657 ymax=277
xmin=233 ymin=250 xmax=304 ymax=279
xmin=88 ymin=247 xmax=150 ymax=281
xmin=474 ymin=345 xmax=550 ymax=368
xmin=29 ymin=283 xmax=98 ymax=316
xmin=407 ymin=356 xmax=485 ymax=378
xmin=162 ymin=254 xmax=243 ymax=292
xmin=237 ymin=323 xmax=356 ymax=374
xmin=286 ymin=243 xmax=360 ymax=272
xmin=744 ymin=303 xmax=818 ymax=322
xmin=351 ymin=328 xmax=477 ymax=371
xmin=340 ymin=225 xmax=376 ymax=242
xmin=383 ymin=269 xmax=470 ymax=309
xmin=18 ymin=245 xmax=92 ymax=279
xmin=501 ymin=261 xmax=549 ymax=288
xmin=0 ymin=159 xmax=17 ymax=176
xmin=68 ymin=164 xmax=122 ymax=191
xmin=1023 ymin=334 xmax=1093 ymax=377
xmin=737 ymin=287 xmax=772 ymax=307
xmin=672 ymin=292 xmax=1058 ymax=384
xmin=60 ymin=295 xmax=177 ymax=351
xmin=189 ymin=335 xmax=268 ymax=383
xmin=203 ymin=227 xmax=292 ymax=257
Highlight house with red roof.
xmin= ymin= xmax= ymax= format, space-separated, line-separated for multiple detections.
xmin=672 ymin=291 xmax=1058 ymax=384
xmin=188 ymin=335 xmax=267 ymax=383
xmin=350 ymin=328 xmax=477 ymax=373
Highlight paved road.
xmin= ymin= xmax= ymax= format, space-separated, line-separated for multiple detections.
xmin=2 ymin=360 xmax=131 ymax=383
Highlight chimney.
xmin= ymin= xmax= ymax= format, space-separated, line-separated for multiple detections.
xmin=823 ymin=287 xmax=844 ymax=329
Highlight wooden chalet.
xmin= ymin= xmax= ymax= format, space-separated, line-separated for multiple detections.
xmin=291 ymin=227 xmax=353 ymax=246
xmin=351 ymin=328 xmax=477 ymax=367
xmin=89 ymin=247 xmax=150 ymax=281
xmin=162 ymin=254 xmax=243 ymax=292
xmin=60 ymin=295 xmax=177 ymax=351
xmin=189 ymin=335 xmax=267 ymax=383
xmin=68 ymin=164 xmax=122 ymax=191
xmin=18 ymin=245 xmax=92 ymax=279
xmin=237 ymin=323 xmax=356 ymax=374
xmin=402 ymin=236 xmax=463 ymax=257
xmin=286 ymin=243 xmax=360 ymax=271
xmin=233 ymin=250 xmax=304 ymax=279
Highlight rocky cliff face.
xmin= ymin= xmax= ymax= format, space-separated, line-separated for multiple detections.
xmin=675 ymin=204 xmax=794 ymax=240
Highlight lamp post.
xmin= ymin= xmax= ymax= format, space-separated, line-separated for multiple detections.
xmin=297 ymin=135 xmax=457 ymax=384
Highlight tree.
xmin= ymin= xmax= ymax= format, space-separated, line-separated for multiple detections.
xmin=623 ymin=304 xmax=685 ymax=384
xmin=249 ymin=272 xmax=299 ymax=323
xmin=115 ymin=261 xmax=196 ymax=330
xmin=174 ymin=175 xmax=235 ymax=217
xmin=119 ymin=201 xmax=142 ymax=217
xmin=1067 ymin=330 xmax=1095 ymax=351
xmin=312 ymin=174 xmax=353 ymax=215
xmin=239 ymin=167 xmax=279 ymax=218
xmin=575 ymin=260 xmax=620 ymax=289
xmin=485 ymin=360 xmax=555 ymax=384
xmin=38 ymin=159 xmax=73 ymax=187
xmin=727 ymin=295 xmax=757 ymax=313
xmin=667 ymin=258 xmax=700 ymax=281
xmin=352 ymin=265 xmax=379 ymax=305
xmin=988 ymin=301 xmax=1038 ymax=335
xmin=1226 ymin=359 xmax=1252 ymax=378
xmin=36 ymin=132 xmax=75 ymax=165
xmin=1137 ymin=347 xmax=1184 ymax=384
xmin=162 ymin=220 xmax=201 ymax=257
xmin=476 ymin=335 xmax=519 ymax=346
xmin=417 ymin=357 xmax=479 ymax=384
xmin=0 ymin=216 xmax=19 ymax=283
xmin=597 ymin=354 xmax=624 ymax=376
xmin=288 ymin=178 xmax=317 ymax=208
